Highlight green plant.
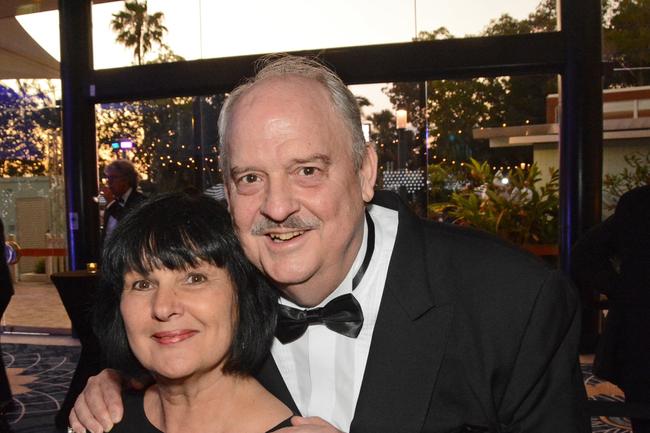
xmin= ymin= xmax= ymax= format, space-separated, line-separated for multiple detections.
xmin=430 ymin=159 xmax=559 ymax=245
xmin=34 ymin=259 xmax=46 ymax=274
xmin=603 ymin=151 xmax=650 ymax=210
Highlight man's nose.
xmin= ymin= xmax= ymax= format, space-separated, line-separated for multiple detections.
xmin=151 ymin=287 xmax=183 ymax=321
xmin=260 ymin=178 xmax=299 ymax=222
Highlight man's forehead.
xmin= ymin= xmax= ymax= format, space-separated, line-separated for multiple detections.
xmin=237 ymin=76 xmax=327 ymax=110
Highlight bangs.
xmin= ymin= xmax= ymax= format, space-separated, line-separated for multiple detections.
xmin=102 ymin=193 xmax=235 ymax=284
xmin=122 ymin=230 xmax=223 ymax=276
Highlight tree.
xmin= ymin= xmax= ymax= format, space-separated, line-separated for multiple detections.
xmin=110 ymin=0 xmax=167 ymax=65
xmin=382 ymin=1 xmax=559 ymax=167
xmin=604 ymin=0 xmax=650 ymax=86
xmin=367 ymin=109 xmax=398 ymax=173
xmin=105 ymin=3 xmax=224 ymax=193
xmin=0 ymin=81 xmax=60 ymax=177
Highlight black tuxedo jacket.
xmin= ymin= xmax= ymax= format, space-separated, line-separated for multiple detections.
xmin=256 ymin=191 xmax=588 ymax=433
xmin=101 ymin=190 xmax=146 ymax=246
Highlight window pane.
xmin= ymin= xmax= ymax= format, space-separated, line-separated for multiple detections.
xmin=360 ymin=74 xmax=560 ymax=250
xmin=17 ymin=1 xmax=554 ymax=69
xmin=96 ymin=95 xmax=224 ymax=198
xmin=0 ymin=78 xmax=68 ymax=331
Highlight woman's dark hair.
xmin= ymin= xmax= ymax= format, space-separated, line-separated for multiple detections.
xmin=93 ymin=192 xmax=277 ymax=378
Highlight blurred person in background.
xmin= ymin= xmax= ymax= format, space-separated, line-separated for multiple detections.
xmin=0 ymin=217 xmax=14 ymax=433
xmin=573 ymin=184 xmax=650 ymax=433
xmin=101 ymin=160 xmax=146 ymax=246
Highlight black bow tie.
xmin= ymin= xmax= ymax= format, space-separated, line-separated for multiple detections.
xmin=275 ymin=211 xmax=375 ymax=344
xmin=275 ymin=293 xmax=364 ymax=344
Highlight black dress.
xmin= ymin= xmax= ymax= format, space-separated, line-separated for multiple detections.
xmin=110 ymin=391 xmax=293 ymax=433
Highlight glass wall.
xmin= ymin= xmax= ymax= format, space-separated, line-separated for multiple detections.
xmin=94 ymin=72 xmax=559 ymax=252
xmin=0 ymin=78 xmax=68 ymax=331
xmin=16 ymin=0 xmax=552 ymax=69
xmin=364 ymin=74 xmax=559 ymax=250
xmin=0 ymin=79 xmax=64 ymax=272
xmin=95 ymin=95 xmax=224 ymax=202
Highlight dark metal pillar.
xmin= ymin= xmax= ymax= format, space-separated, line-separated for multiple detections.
xmin=559 ymin=0 xmax=603 ymax=351
xmin=59 ymin=0 xmax=99 ymax=270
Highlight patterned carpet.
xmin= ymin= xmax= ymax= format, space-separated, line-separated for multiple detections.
xmin=0 ymin=343 xmax=634 ymax=432
xmin=583 ymin=363 xmax=631 ymax=433
xmin=3 ymin=343 xmax=79 ymax=433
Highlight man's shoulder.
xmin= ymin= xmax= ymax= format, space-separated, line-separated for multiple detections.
xmin=404 ymin=213 xmax=567 ymax=310
xmin=132 ymin=190 xmax=147 ymax=200
xmin=373 ymin=189 xmax=556 ymax=288
xmin=128 ymin=190 xmax=147 ymax=205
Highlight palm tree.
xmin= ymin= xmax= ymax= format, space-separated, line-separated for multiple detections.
xmin=110 ymin=0 xmax=167 ymax=65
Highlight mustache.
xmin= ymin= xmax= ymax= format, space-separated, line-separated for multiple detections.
xmin=251 ymin=215 xmax=320 ymax=235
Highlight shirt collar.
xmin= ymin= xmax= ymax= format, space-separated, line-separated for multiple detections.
xmin=279 ymin=213 xmax=370 ymax=309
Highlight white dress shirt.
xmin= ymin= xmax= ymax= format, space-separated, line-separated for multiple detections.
xmin=271 ymin=203 xmax=399 ymax=432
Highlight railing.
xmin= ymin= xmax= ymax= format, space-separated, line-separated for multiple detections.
xmin=5 ymin=235 xmax=67 ymax=281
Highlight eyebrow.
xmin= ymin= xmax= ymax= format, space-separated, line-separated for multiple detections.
xmin=291 ymin=153 xmax=332 ymax=166
xmin=230 ymin=153 xmax=332 ymax=178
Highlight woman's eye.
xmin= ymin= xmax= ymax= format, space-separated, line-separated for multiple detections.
xmin=186 ymin=273 xmax=207 ymax=284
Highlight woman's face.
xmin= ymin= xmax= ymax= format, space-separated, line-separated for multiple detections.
xmin=120 ymin=261 xmax=237 ymax=381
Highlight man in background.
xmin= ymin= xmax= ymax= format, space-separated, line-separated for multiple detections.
xmin=101 ymin=160 xmax=146 ymax=245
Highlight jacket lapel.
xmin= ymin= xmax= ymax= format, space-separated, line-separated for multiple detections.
xmin=255 ymin=353 xmax=301 ymax=415
xmin=351 ymin=194 xmax=454 ymax=433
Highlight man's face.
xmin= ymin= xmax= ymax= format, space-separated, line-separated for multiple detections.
xmin=105 ymin=168 xmax=130 ymax=198
xmin=225 ymin=77 xmax=377 ymax=307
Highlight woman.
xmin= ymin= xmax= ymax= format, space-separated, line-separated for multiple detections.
xmin=91 ymin=193 xmax=293 ymax=433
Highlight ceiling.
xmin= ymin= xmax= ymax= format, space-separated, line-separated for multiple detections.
xmin=0 ymin=0 xmax=116 ymax=79
xmin=0 ymin=0 xmax=115 ymax=19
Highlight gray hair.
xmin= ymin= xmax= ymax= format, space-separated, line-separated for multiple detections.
xmin=105 ymin=159 xmax=138 ymax=188
xmin=217 ymin=54 xmax=366 ymax=177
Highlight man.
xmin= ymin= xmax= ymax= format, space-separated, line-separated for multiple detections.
xmin=572 ymin=185 xmax=650 ymax=432
xmin=70 ymin=55 xmax=588 ymax=433
xmin=101 ymin=160 xmax=146 ymax=245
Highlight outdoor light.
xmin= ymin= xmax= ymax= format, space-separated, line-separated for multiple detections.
xmin=362 ymin=122 xmax=371 ymax=142
xmin=396 ymin=109 xmax=408 ymax=129
xmin=111 ymin=139 xmax=134 ymax=150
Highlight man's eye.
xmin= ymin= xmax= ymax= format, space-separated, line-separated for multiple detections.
xmin=239 ymin=174 xmax=259 ymax=184
xmin=186 ymin=273 xmax=207 ymax=284
xmin=132 ymin=280 xmax=152 ymax=290
xmin=299 ymin=167 xmax=318 ymax=176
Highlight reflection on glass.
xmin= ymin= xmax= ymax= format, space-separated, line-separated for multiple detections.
xmin=361 ymin=74 xmax=560 ymax=249
xmin=15 ymin=1 xmax=553 ymax=69
xmin=68 ymin=0 xmax=552 ymax=68
xmin=96 ymin=95 xmax=224 ymax=197
xmin=0 ymin=78 xmax=66 ymax=281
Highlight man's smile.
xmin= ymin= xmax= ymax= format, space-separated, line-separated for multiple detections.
xmin=268 ymin=230 xmax=306 ymax=242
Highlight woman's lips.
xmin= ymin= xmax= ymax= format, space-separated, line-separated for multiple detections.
xmin=151 ymin=330 xmax=198 ymax=345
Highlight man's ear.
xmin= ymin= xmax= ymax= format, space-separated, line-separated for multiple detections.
xmin=359 ymin=144 xmax=378 ymax=203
